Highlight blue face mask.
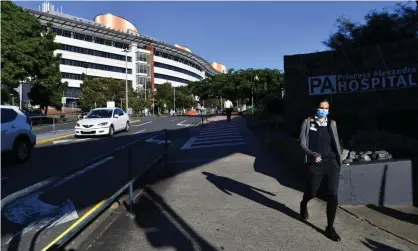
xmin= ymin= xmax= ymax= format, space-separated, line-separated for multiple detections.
xmin=316 ymin=108 xmax=329 ymax=118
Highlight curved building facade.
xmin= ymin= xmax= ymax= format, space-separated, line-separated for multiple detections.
xmin=27 ymin=7 xmax=226 ymax=106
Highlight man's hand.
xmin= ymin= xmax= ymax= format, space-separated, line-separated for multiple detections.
xmin=315 ymin=156 xmax=322 ymax=163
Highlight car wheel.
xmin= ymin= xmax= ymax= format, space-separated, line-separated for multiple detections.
xmin=124 ymin=121 xmax=130 ymax=132
xmin=108 ymin=125 xmax=115 ymax=137
xmin=13 ymin=138 xmax=31 ymax=164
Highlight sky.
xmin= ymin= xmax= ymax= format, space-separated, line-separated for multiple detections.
xmin=14 ymin=1 xmax=411 ymax=71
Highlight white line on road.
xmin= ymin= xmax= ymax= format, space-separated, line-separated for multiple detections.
xmin=184 ymin=142 xmax=245 ymax=149
xmin=51 ymin=157 xmax=114 ymax=189
xmin=133 ymin=129 xmax=145 ymax=135
xmin=177 ymin=120 xmax=191 ymax=127
xmin=2 ymin=177 xmax=9 ymax=181
xmin=180 ymin=137 xmax=196 ymax=150
xmin=171 ymin=119 xmax=177 ymax=122
xmin=132 ymin=121 xmax=152 ymax=127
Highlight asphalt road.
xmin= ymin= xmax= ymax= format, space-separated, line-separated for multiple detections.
xmin=1 ymin=116 xmax=201 ymax=251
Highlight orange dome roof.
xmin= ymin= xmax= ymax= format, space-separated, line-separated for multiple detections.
xmin=211 ymin=62 xmax=227 ymax=73
xmin=94 ymin=14 xmax=138 ymax=33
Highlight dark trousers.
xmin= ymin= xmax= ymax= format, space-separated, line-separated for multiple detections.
xmin=302 ymin=159 xmax=341 ymax=227
xmin=225 ymin=108 xmax=233 ymax=121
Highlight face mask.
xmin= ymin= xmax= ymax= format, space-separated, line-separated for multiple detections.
xmin=316 ymin=108 xmax=329 ymax=118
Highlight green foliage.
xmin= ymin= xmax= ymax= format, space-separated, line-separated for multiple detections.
xmin=324 ymin=3 xmax=418 ymax=49
xmin=1 ymin=1 xmax=65 ymax=113
xmin=154 ymin=82 xmax=196 ymax=109
xmin=79 ymin=76 xmax=149 ymax=113
xmin=188 ymin=68 xmax=284 ymax=105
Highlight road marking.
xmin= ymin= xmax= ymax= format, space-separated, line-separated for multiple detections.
xmin=180 ymin=137 xmax=197 ymax=150
xmin=177 ymin=120 xmax=191 ymax=127
xmin=2 ymin=177 xmax=9 ymax=181
xmin=171 ymin=119 xmax=177 ymax=122
xmin=52 ymin=138 xmax=90 ymax=145
xmin=193 ymin=138 xmax=243 ymax=144
xmin=133 ymin=129 xmax=145 ymax=135
xmin=41 ymin=200 xmax=106 ymax=251
xmin=37 ymin=134 xmax=74 ymax=145
xmin=132 ymin=121 xmax=152 ymax=127
xmin=184 ymin=142 xmax=245 ymax=149
xmin=52 ymin=157 xmax=114 ymax=189
xmin=2 ymin=132 xmax=159 ymax=208
xmin=2 ymin=157 xmax=114 ymax=245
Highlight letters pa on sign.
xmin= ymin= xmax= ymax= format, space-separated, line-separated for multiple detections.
xmin=308 ymin=67 xmax=417 ymax=95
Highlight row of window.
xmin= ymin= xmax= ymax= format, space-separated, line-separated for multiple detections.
xmin=136 ymin=52 xmax=149 ymax=62
xmin=154 ymin=73 xmax=191 ymax=84
xmin=60 ymin=58 xmax=132 ymax=74
xmin=48 ymin=26 xmax=129 ymax=50
xmin=61 ymin=72 xmax=132 ymax=85
xmin=43 ymin=25 xmax=212 ymax=75
xmin=60 ymin=44 xmax=132 ymax=62
xmin=154 ymin=62 xmax=202 ymax=80
xmin=154 ymin=50 xmax=203 ymax=72
xmin=136 ymin=63 xmax=150 ymax=75
xmin=136 ymin=75 xmax=150 ymax=87
xmin=65 ymin=87 xmax=81 ymax=98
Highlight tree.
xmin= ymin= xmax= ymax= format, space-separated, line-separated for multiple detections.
xmin=324 ymin=3 xmax=418 ymax=49
xmin=79 ymin=76 xmax=148 ymax=114
xmin=1 ymin=1 xmax=65 ymax=113
xmin=155 ymin=82 xmax=174 ymax=108
xmin=174 ymin=86 xmax=195 ymax=109
xmin=188 ymin=68 xmax=284 ymax=107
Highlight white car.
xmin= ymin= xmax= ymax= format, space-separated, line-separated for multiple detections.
xmin=75 ymin=107 xmax=130 ymax=137
xmin=1 ymin=105 xmax=37 ymax=163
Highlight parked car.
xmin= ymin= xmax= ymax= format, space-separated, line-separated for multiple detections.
xmin=1 ymin=105 xmax=36 ymax=163
xmin=75 ymin=107 xmax=130 ymax=137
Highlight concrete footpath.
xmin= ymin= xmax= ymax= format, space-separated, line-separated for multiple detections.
xmin=80 ymin=116 xmax=417 ymax=251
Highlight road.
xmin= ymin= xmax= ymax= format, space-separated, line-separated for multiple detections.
xmin=1 ymin=116 xmax=201 ymax=251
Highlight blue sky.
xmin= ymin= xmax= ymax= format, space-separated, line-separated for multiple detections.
xmin=15 ymin=1 xmax=410 ymax=71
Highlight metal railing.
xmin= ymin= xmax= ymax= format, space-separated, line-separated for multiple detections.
xmin=41 ymin=129 xmax=169 ymax=250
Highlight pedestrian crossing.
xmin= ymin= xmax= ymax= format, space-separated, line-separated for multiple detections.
xmin=181 ymin=122 xmax=244 ymax=150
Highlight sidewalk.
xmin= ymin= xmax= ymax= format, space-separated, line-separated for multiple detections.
xmin=80 ymin=116 xmax=417 ymax=251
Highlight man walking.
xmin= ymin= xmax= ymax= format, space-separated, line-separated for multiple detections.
xmin=299 ymin=99 xmax=342 ymax=242
xmin=224 ymin=98 xmax=233 ymax=122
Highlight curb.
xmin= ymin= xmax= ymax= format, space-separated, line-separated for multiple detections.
xmin=130 ymin=119 xmax=141 ymax=124
xmin=37 ymin=134 xmax=74 ymax=145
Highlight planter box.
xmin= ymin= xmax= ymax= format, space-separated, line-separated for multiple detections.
xmin=338 ymin=159 xmax=415 ymax=206
xmin=273 ymin=138 xmax=417 ymax=206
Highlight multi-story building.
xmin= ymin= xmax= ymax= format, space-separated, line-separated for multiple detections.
xmin=26 ymin=2 xmax=227 ymax=106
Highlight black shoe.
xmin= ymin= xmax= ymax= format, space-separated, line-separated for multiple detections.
xmin=300 ymin=201 xmax=309 ymax=220
xmin=325 ymin=226 xmax=341 ymax=242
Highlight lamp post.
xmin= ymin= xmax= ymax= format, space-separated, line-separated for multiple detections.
xmin=173 ymin=86 xmax=176 ymax=112
xmin=122 ymin=48 xmax=130 ymax=112
xmin=252 ymin=75 xmax=259 ymax=114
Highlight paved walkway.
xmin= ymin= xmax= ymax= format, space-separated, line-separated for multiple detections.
xmin=81 ymin=116 xmax=417 ymax=251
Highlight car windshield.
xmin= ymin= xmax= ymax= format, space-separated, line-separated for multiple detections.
xmin=86 ymin=109 xmax=113 ymax=118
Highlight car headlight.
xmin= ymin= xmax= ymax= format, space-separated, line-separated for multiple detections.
xmin=76 ymin=123 xmax=80 ymax=127
xmin=98 ymin=122 xmax=108 ymax=126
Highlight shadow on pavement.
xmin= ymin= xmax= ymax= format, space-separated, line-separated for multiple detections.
xmin=201 ymin=172 xmax=325 ymax=236
xmin=366 ymin=205 xmax=418 ymax=225
xmin=361 ymin=238 xmax=404 ymax=251
xmin=134 ymin=186 xmax=218 ymax=251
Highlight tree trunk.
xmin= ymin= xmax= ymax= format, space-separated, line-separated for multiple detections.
xmin=44 ymin=106 xmax=48 ymax=116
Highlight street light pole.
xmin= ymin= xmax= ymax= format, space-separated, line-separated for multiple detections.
xmin=173 ymin=86 xmax=176 ymax=112
xmin=123 ymin=48 xmax=130 ymax=113
xmin=252 ymin=75 xmax=259 ymax=115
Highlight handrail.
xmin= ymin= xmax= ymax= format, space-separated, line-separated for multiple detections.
xmin=42 ymin=129 xmax=170 ymax=250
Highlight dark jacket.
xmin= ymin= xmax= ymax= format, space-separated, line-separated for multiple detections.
xmin=299 ymin=117 xmax=342 ymax=166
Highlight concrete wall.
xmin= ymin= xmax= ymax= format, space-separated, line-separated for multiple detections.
xmin=283 ymin=39 xmax=418 ymax=134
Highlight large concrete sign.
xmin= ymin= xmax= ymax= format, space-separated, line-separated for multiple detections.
xmin=309 ymin=67 xmax=417 ymax=95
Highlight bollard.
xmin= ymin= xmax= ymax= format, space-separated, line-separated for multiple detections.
xmin=128 ymin=182 xmax=134 ymax=214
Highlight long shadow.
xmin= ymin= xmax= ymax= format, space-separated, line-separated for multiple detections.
xmin=201 ymin=172 xmax=326 ymax=237
xmin=366 ymin=205 xmax=418 ymax=225
xmin=134 ymin=187 xmax=218 ymax=251
xmin=361 ymin=238 xmax=403 ymax=251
